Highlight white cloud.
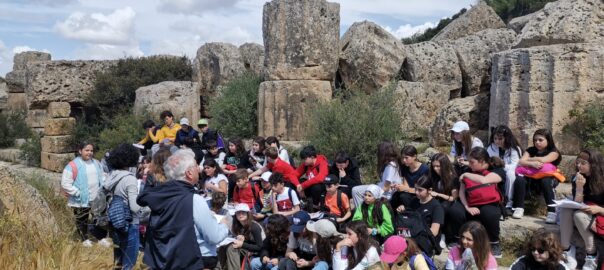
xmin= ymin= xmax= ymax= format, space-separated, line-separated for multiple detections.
xmin=54 ymin=7 xmax=136 ymax=45
xmin=385 ymin=21 xmax=437 ymax=39
xmin=74 ymin=44 xmax=144 ymax=60
xmin=157 ymin=0 xmax=240 ymax=15
xmin=29 ymin=0 xmax=77 ymax=7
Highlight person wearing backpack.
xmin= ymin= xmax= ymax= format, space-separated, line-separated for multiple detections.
xmin=249 ymin=147 xmax=301 ymax=190
xmin=198 ymin=118 xmax=221 ymax=152
xmin=61 ymin=141 xmax=105 ymax=247
xmin=270 ymin=172 xmax=301 ymax=217
xmin=446 ymin=221 xmax=498 ymax=270
xmin=296 ymin=145 xmax=329 ymax=209
xmin=232 ymin=169 xmax=260 ymax=210
xmin=380 ymin=235 xmax=436 ymax=270
xmin=104 ymin=143 xmax=149 ymax=270
xmin=458 ymin=147 xmax=506 ymax=258
xmin=321 ymin=174 xmax=352 ymax=224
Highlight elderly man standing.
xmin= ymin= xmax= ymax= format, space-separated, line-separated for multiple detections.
xmin=138 ymin=150 xmax=229 ymax=269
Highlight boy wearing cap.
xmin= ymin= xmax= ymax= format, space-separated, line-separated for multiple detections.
xmin=198 ymin=118 xmax=219 ymax=151
xmin=249 ymin=147 xmax=301 ymax=190
xmin=283 ymin=211 xmax=316 ymax=269
xmin=175 ymin=118 xmax=203 ymax=162
xmin=322 ymin=174 xmax=351 ymax=224
xmin=253 ymin=172 xmax=274 ymax=221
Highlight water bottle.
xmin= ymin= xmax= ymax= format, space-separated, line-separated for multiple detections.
xmin=340 ymin=246 xmax=349 ymax=260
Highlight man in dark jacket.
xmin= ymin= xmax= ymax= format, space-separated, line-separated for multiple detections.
xmin=174 ymin=118 xmax=203 ymax=163
xmin=197 ymin=118 xmax=220 ymax=151
xmin=137 ymin=150 xmax=229 ymax=270
xmin=328 ymin=151 xmax=361 ymax=198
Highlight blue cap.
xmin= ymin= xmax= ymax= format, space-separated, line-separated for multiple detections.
xmin=290 ymin=211 xmax=311 ymax=233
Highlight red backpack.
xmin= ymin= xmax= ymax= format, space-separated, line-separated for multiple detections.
xmin=61 ymin=161 xmax=78 ymax=197
xmin=463 ymin=170 xmax=502 ymax=207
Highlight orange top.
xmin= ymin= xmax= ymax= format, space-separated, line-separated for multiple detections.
xmin=325 ymin=191 xmax=350 ymax=217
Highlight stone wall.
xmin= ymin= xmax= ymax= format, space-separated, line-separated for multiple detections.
xmin=134 ymin=81 xmax=201 ymax=125
xmin=40 ymin=102 xmax=75 ymax=172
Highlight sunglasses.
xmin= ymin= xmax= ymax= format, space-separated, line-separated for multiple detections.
xmin=532 ymin=248 xmax=546 ymax=254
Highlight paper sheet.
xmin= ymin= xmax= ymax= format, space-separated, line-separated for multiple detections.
xmin=548 ymin=199 xmax=587 ymax=209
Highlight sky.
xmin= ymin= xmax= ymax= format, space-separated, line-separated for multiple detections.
xmin=0 ymin=0 xmax=477 ymax=77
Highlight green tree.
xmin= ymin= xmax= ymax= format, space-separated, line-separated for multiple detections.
xmin=485 ymin=0 xmax=557 ymax=22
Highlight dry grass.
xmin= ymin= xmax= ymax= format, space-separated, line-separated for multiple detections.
xmin=0 ymin=171 xmax=148 ymax=269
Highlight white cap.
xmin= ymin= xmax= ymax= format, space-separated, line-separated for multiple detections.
xmin=260 ymin=171 xmax=272 ymax=182
xmin=450 ymin=121 xmax=470 ymax=133
xmin=234 ymin=203 xmax=250 ymax=213
xmin=306 ymin=219 xmax=344 ymax=238
xmin=180 ymin=118 xmax=190 ymax=126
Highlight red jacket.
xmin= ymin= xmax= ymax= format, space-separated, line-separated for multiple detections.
xmin=296 ymin=155 xmax=329 ymax=190
xmin=267 ymin=158 xmax=300 ymax=186
xmin=233 ymin=182 xmax=259 ymax=209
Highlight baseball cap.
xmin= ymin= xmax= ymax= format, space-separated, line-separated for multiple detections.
xmin=324 ymin=174 xmax=339 ymax=185
xmin=380 ymin=235 xmax=408 ymax=263
xmin=450 ymin=121 xmax=470 ymax=133
xmin=306 ymin=219 xmax=344 ymax=238
xmin=260 ymin=171 xmax=272 ymax=182
xmin=198 ymin=119 xmax=209 ymax=126
xmin=234 ymin=203 xmax=250 ymax=213
xmin=290 ymin=211 xmax=311 ymax=233
xmin=180 ymin=118 xmax=190 ymax=126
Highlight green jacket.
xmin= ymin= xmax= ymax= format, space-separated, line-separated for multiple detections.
xmin=352 ymin=203 xmax=393 ymax=237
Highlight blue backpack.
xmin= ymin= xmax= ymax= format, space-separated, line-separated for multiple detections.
xmin=106 ymin=176 xmax=132 ymax=232
xmin=410 ymin=252 xmax=437 ymax=270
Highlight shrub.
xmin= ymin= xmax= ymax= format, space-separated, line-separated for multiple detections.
xmin=97 ymin=112 xmax=147 ymax=159
xmin=19 ymin=132 xmax=41 ymax=166
xmin=485 ymin=0 xmax=557 ymax=22
xmin=208 ymin=72 xmax=262 ymax=139
xmin=306 ymin=84 xmax=403 ymax=181
xmin=564 ymin=99 xmax=604 ymax=153
xmin=401 ymin=8 xmax=467 ymax=44
xmin=0 ymin=110 xmax=31 ymax=148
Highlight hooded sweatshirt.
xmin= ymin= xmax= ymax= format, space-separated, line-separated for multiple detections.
xmin=104 ymin=170 xmax=145 ymax=224
xmin=296 ymin=154 xmax=329 ymax=190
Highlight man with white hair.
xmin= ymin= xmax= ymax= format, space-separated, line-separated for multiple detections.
xmin=138 ymin=150 xmax=229 ymax=269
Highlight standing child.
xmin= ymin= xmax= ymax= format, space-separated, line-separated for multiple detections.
xmin=270 ymin=173 xmax=301 ymax=217
xmin=446 ymin=221 xmax=498 ymax=270
xmin=321 ymin=174 xmax=352 ymax=224
xmin=352 ymin=184 xmax=394 ymax=243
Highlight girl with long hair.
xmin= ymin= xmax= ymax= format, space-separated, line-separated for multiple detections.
xmin=458 ymin=147 xmax=506 ymax=258
xmin=146 ymin=148 xmax=172 ymax=186
xmin=307 ymin=219 xmax=344 ymax=269
xmin=201 ymin=159 xmax=228 ymax=202
xmin=446 ymin=221 xmax=497 ymax=270
xmin=391 ymin=145 xmax=429 ymax=208
xmin=220 ymin=204 xmax=263 ymax=270
xmin=332 ymin=221 xmax=381 ymax=270
xmin=352 ymin=141 xmax=402 ymax=207
xmin=250 ymin=136 xmax=267 ymax=170
xmin=486 ymin=125 xmax=523 ymax=218
xmin=352 ymin=184 xmax=394 ymax=243
xmin=449 ymin=121 xmax=484 ymax=174
xmin=250 ymin=214 xmax=292 ymax=270
xmin=510 ymin=229 xmax=568 ymax=270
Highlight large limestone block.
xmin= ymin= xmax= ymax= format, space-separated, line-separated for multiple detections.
xmin=339 ymin=21 xmax=406 ymax=94
xmin=432 ymin=1 xmax=505 ymax=42
xmin=395 ymin=81 xmax=453 ymax=140
xmin=514 ymin=0 xmax=604 ymax=48
xmin=44 ymin=117 xmax=75 ymax=136
xmin=27 ymin=109 xmax=48 ymax=128
xmin=7 ymin=92 xmax=27 ymax=111
xmin=429 ymin=93 xmax=490 ymax=147
xmin=507 ymin=12 xmax=537 ymax=34
xmin=0 ymin=77 xmax=7 ymax=111
xmin=239 ymin=43 xmax=264 ymax=76
xmin=401 ymin=41 xmax=462 ymax=93
xmin=441 ymin=28 xmax=517 ymax=96
xmin=41 ymin=135 xmax=74 ymax=153
xmin=26 ymin=60 xmax=117 ymax=109
xmin=490 ymin=43 xmax=604 ymax=155
xmin=134 ymin=81 xmax=200 ymax=125
xmin=258 ymin=80 xmax=332 ymax=141
xmin=263 ymin=0 xmax=340 ymax=81
xmin=47 ymin=102 xmax=71 ymax=118
xmin=5 ymin=51 xmax=51 ymax=92
xmin=193 ymin=42 xmax=245 ymax=96
xmin=41 ymin=152 xmax=74 ymax=172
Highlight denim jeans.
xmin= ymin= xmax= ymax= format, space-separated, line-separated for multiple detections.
xmin=250 ymin=257 xmax=279 ymax=270
xmin=313 ymin=261 xmax=329 ymax=270
xmin=112 ymin=223 xmax=140 ymax=270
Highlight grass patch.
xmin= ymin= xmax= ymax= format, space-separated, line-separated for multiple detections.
xmin=500 ymin=232 xmax=527 ymax=266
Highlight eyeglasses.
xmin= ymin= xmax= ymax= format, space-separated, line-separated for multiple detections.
xmin=532 ymin=248 xmax=546 ymax=254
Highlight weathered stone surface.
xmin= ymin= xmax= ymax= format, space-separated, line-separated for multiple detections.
xmin=441 ymin=28 xmax=517 ymax=96
xmin=41 ymin=152 xmax=74 ymax=172
xmin=0 ymin=77 xmax=7 ymax=110
xmin=26 ymin=60 xmax=117 ymax=109
xmin=263 ymin=0 xmax=340 ymax=81
xmin=47 ymin=102 xmax=71 ymax=118
xmin=41 ymin=135 xmax=74 ymax=153
xmin=507 ymin=11 xmax=537 ymax=34
xmin=429 ymin=93 xmax=490 ymax=147
xmin=239 ymin=43 xmax=264 ymax=76
xmin=258 ymin=80 xmax=332 ymax=141
xmin=395 ymin=81 xmax=453 ymax=140
xmin=134 ymin=81 xmax=200 ymax=125
xmin=339 ymin=21 xmax=406 ymax=94
xmin=44 ymin=117 xmax=75 ymax=136
xmin=432 ymin=1 xmax=505 ymax=42
xmin=514 ymin=0 xmax=604 ymax=48
xmin=401 ymin=41 xmax=461 ymax=92
xmin=7 ymin=92 xmax=27 ymax=111
xmin=193 ymin=42 xmax=245 ymax=96
xmin=5 ymin=51 xmax=51 ymax=92
xmin=489 ymin=43 xmax=604 ymax=155
xmin=27 ymin=109 xmax=48 ymax=128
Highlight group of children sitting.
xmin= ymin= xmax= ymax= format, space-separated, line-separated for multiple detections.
xmin=136 ymin=111 xmax=604 ymax=270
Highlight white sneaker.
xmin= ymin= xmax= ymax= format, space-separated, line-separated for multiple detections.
xmin=512 ymin=208 xmax=524 ymax=219
xmin=583 ymin=254 xmax=597 ymax=270
xmin=82 ymin=239 xmax=93 ymax=247
xmin=563 ymin=246 xmax=577 ymax=270
xmin=545 ymin=212 xmax=557 ymax=224
xmin=439 ymin=234 xmax=446 ymax=250
xmin=98 ymin=238 xmax=112 ymax=248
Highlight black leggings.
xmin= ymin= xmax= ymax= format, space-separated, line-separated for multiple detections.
xmin=303 ymin=182 xmax=326 ymax=207
xmin=465 ymin=203 xmax=501 ymax=243
xmin=442 ymin=200 xmax=467 ymax=243
xmin=73 ymin=207 xmax=91 ymax=241
xmin=513 ymin=176 xmax=557 ymax=212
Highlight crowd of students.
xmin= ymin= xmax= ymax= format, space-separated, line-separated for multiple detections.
xmin=60 ymin=111 xmax=604 ymax=270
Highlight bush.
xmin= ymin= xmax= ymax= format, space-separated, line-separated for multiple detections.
xmin=485 ymin=0 xmax=557 ymax=22
xmin=401 ymin=8 xmax=467 ymax=44
xmin=208 ymin=72 xmax=262 ymax=139
xmin=0 ymin=110 xmax=31 ymax=148
xmin=564 ymin=99 xmax=604 ymax=153
xmin=19 ymin=132 xmax=41 ymax=166
xmin=306 ymin=84 xmax=403 ymax=181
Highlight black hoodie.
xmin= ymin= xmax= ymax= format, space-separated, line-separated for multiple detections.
xmin=328 ymin=157 xmax=362 ymax=197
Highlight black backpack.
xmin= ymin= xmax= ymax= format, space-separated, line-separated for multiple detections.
xmin=394 ymin=210 xmax=441 ymax=257
xmin=319 ymin=189 xmax=348 ymax=218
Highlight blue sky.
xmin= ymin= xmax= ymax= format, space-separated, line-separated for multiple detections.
xmin=0 ymin=0 xmax=476 ymax=76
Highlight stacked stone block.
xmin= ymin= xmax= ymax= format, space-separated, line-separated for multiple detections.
xmin=40 ymin=102 xmax=75 ymax=172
